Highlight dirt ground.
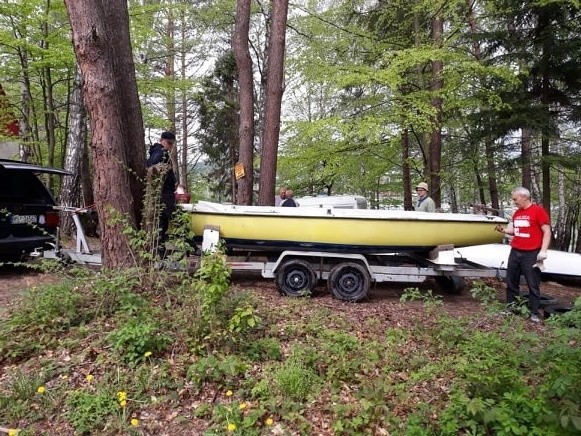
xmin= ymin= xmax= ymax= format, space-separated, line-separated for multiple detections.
xmin=1 ymin=262 xmax=579 ymax=320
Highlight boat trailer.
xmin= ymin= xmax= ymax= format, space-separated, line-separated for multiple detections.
xmin=42 ymin=206 xmax=102 ymax=265
xmin=39 ymin=210 xmax=505 ymax=300
xmin=201 ymin=227 xmax=506 ymax=301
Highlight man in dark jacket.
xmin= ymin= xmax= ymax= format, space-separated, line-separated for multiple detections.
xmin=146 ymin=131 xmax=177 ymax=245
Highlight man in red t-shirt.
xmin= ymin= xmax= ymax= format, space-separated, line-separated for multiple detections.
xmin=495 ymin=187 xmax=551 ymax=323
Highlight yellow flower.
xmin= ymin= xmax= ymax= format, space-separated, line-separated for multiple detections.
xmin=227 ymin=423 xmax=236 ymax=432
xmin=225 ymin=390 xmax=233 ymax=397
xmin=8 ymin=429 xmax=19 ymax=436
xmin=144 ymin=351 xmax=152 ymax=357
xmin=130 ymin=418 xmax=139 ymax=426
xmin=86 ymin=374 xmax=94 ymax=382
xmin=265 ymin=417 xmax=274 ymax=426
xmin=117 ymin=391 xmax=127 ymax=401
xmin=37 ymin=386 xmax=46 ymax=394
xmin=120 ymin=400 xmax=127 ymax=408
xmin=238 ymin=402 xmax=246 ymax=410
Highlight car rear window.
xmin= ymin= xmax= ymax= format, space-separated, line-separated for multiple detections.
xmin=0 ymin=169 xmax=54 ymax=204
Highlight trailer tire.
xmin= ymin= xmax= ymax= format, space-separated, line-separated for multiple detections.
xmin=276 ymin=259 xmax=317 ymax=298
xmin=435 ymin=275 xmax=465 ymax=294
xmin=328 ymin=262 xmax=370 ymax=302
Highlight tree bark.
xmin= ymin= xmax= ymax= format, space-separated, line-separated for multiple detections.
xmin=429 ymin=14 xmax=443 ymax=207
xmin=401 ymin=129 xmax=413 ymax=211
xmin=233 ymin=0 xmax=255 ymax=205
xmin=59 ymin=66 xmax=87 ymax=235
xmin=64 ymin=0 xmax=146 ymax=269
xmin=258 ymin=0 xmax=289 ymax=206
xmin=521 ymin=127 xmax=533 ymax=189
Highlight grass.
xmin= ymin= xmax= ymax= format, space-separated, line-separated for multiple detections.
xmin=0 ymin=260 xmax=580 ymax=435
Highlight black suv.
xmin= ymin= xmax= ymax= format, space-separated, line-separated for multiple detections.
xmin=0 ymin=159 xmax=70 ymax=262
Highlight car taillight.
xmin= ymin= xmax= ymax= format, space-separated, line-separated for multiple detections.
xmin=45 ymin=211 xmax=60 ymax=228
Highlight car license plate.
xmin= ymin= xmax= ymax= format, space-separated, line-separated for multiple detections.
xmin=11 ymin=215 xmax=38 ymax=224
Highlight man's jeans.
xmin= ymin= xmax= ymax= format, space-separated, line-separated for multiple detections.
xmin=506 ymin=248 xmax=541 ymax=315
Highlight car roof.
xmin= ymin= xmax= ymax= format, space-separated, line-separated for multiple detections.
xmin=0 ymin=158 xmax=72 ymax=176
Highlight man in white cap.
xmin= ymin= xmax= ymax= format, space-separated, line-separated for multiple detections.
xmin=415 ymin=182 xmax=436 ymax=212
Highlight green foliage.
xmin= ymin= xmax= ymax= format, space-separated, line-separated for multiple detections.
xmin=65 ymin=389 xmax=118 ymax=435
xmin=0 ymin=281 xmax=87 ymax=362
xmin=0 ymin=368 xmax=55 ymax=422
xmin=228 ymin=305 xmax=261 ymax=333
xmin=469 ymin=280 xmax=499 ymax=306
xmin=194 ymin=249 xmax=231 ymax=323
xmin=107 ymin=317 xmax=170 ymax=365
xmin=400 ymin=287 xmax=443 ymax=308
xmin=241 ymin=337 xmax=282 ymax=362
xmin=186 ymin=354 xmax=248 ymax=389
xmin=547 ymin=296 xmax=581 ymax=329
xmin=273 ymin=352 xmax=321 ymax=402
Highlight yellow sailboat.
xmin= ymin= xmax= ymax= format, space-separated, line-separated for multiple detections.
xmin=182 ymin=201 xmax=507 ymax=254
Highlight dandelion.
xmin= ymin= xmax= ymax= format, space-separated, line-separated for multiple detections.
xmin=130 ymin=418 xmax=139 ymax=426
xmin=238 ymin=402 xmax=247 ymax=410
xmin=86 ymin=374 xmax=94 ymax=382
xmin=117 ymin=391 xmax=128 ymax=402
xmin=227 ymin=423 xmax=236 ymax=432
xmin=144 ymin=351 xmax=152 ymax=357
xmin=225 ymin=390 xmax=233 ymax=397
xmin=120 ymin=400 xmax=127 ymax=408
xmin=37 ymin=386 xmax=46 ymax=394
xmin=8 ymin=429 xmax=19 ymax=436
xmin=265 ymin=417 xmax=274 ymax=426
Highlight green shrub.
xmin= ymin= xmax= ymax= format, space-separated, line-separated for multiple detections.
xmin=242 ymin=337 xmax=282 ymax=362
xmin=107 ymin=318 xmax=170 ymax=365
xmin=66 ymin=389 xmax=118 ymax=435
xmin=186 ymin=354 xmax=248 ymax=388
xmin=0 ymin=281 xmax=88 ymax=362
xmin=400 ymin=287 xmax=443 ymax=308
xmin=274 ymin=355 xmax=320 ymax=401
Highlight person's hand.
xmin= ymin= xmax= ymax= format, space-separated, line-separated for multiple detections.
xmin=537 ymin=251 xmax=548 ymax=261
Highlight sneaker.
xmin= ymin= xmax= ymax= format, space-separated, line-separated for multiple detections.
xmin=529 ymin=314 xmax=541 ymax=323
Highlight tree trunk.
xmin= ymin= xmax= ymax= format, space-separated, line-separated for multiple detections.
xmin=165 ymin=6 xmax=180 ymax=186
xmin=59 ymin=67 xmax=87 ymax=235
xmin=429 ymin=14 xmax=443 ymax=207
xmin=179 ymin=7 xmax=188 ymax=188
xmin=233 ymin=0 xmax=255 ymax=206
xmin=521 ymin=127 xmax=533 ymax=189
xmin=401 ymin=129 xmax=413 ymax=210
xmin=485 ymin=138 xmax=500 ymax=212
xmin=258 ymin=0 xmax=289 ymax=206
xmin=64 ymin=0 xmax=146 ymax=269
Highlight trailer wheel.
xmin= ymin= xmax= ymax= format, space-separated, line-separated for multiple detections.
xmin=435 ymin=275 xmax=465 ymax=294
xmin=328 ymin=262 xmax=370 ymax=302
xmin=276 ymin=259 xmax=317 ymax=297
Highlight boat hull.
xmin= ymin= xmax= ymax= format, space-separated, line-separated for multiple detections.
xmin=184 ymin=202 xmax=507 ymax=254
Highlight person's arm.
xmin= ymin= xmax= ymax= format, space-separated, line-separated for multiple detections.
xmin=146 ymin=148 xmax=163 ymax=167
xmin=495 ymin=222 xmax=514 ymax=235
xmin=426 ymin=198 xmax=436 ymax=213
xmin=536 ymin=224 xmax=552 ymax=260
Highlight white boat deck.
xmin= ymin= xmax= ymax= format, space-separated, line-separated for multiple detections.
xmin=181 ymin=201 xmax=507 ymax=223
xmin=455 ymin=243 xmax=581 ymax=277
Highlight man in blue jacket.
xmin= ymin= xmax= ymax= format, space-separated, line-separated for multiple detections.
xmin=147 ymin=131 xmax=177 ymax=246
